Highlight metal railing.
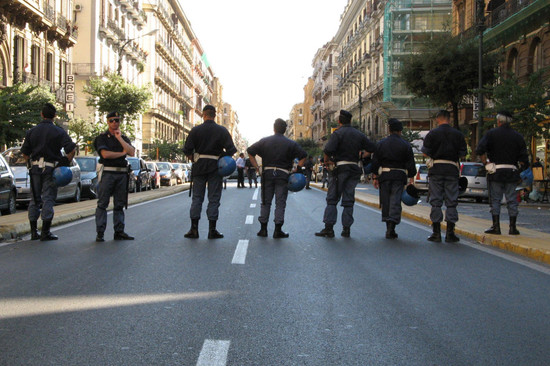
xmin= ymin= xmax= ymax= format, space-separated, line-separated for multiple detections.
xmin=487 ymin=0 xmax=534 ymax=28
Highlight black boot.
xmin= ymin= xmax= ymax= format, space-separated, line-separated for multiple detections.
xmin=30 ymin=220 xmax=40 ymax=240
xmin=96 ymin=232 xmax=105 ymax=242
xmin=485 ymin=215 xmax=501 ymax=235
xmin=40 ymin=220 xmax=58 ymax=241
xmin=114 ymin=232 xmax=134 ymax=240
xmin=341 ymin=226 xmax=351 ymax=238
xmin=445 ymin=222 xmax=460 ymax=243
xmin=257 ymin=222 xmax=268 ymax=237
xmin=427 ymin=222 xmax=442 ymax=242
xmin=385 ymin=221 xmax=398 ymax=239
xmin=509 ymin=216 xmax=520 ymax=235
xmin=184 ymin=219 xmax=199 ymax=239
xmin=315 ymin=224 xmax=335 ymax=238
xmin=273 ymin=223 xmax=289 ymax=238
xmin=208 ymin=220 xmax=224 ymax=239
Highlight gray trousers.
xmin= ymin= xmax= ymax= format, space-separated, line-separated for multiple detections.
xmin=489 ymin=180 xmax=519 ymax=217
xmin=190 ymin=172 xmax=223 ymax=221
xmin=379 ymin=180 xmax=404 ymax=224
xmin=323 ymin=169 xmax=360 ymax=227
xmin=259 ymin=176 xmax=288 ymax=225
xmin=428 ymin=175 xmax=459 ymax=223
xmin=28 ymin=173 xmax=57 ymax=221
xmin=96 ymin=173 xmax=127 ymax=233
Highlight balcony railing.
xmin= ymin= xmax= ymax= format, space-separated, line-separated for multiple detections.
xmin=43 ymin=3 xmax=55 ymax=22
xmin=487 ymin=0 xmax=534 ymax=28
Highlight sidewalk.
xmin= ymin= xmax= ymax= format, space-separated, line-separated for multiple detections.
xmin=312 ymin=182 xmax=550 ymax=265
xmin=0 ymin=184 xmax=189 ymax=241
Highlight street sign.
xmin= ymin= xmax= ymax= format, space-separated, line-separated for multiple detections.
xmin=65 ymin=103 xmax=74 ymax=112
xmin=473 ymin=96 xmax=479 ymax=119
xmin=66 ymin=75 xmax=74 ymax=83
xmin=66 ymin=84 xmax=75 ymax=93
xmin=66 ymin=93 xmax=75 ymax=103
xmin=65 ymin=74 xmax=75 ymax=106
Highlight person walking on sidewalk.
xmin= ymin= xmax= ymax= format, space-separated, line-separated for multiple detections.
xmin=236 ymin=153 xmax=246 ymax=188
xmin=476 ymin=111 xmax=529 ymax=235
xmin=247 ymin=118 xmax=307 ymax=238
xmin=245 ymin=156 xmax=258 ymax=188
xmin=21 ymin=103 xmax=76 ymax=241
xmin=183 ymin=105 xmax=237 ymax=239
xmin=303 ymin=156 xmax=314 ymax=189
xmin=422 ymin=110 xmax=467 ymax=243
xmin=94 ymin=111 xmax=135 ymax=242
xmin=370 ymin=119 xmax=416 ymax=239
xmin=315 ymin=110 xmax=376 ymax=238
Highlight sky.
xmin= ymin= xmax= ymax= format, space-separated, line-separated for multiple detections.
xmin=180 ymin=0 xmax=349 ymax=144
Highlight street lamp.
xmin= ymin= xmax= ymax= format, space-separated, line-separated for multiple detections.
xmin=476 ymin=0 xmax=486 ymax=145
xmin=117 ymin=29 xmax=158 ymax=75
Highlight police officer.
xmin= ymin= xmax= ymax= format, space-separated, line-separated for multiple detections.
xmin=21 ymin=103 xmax=76 ymax=241
xmin=245 ymin=156 xmax=258 ymax=188
xmin=94 ymin=111 xmax=135 ymax=242
xmin=370 ymin=119 xmax=417 ymax=239
xmin=315 ymin=110 xmax=376 ymax=238
xmin=247 ymin=118 xmax=307 ymax=238
xmin=183 ymin=105 xmax=237 ymax=239
xmin=422 ymin=110 xmax=467 ymax=242
xmin=476 ymin=111 xmax=529 ymax=235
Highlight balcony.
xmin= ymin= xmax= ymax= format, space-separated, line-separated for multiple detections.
xmin=485 ymin=0 xmax=548 ymax=44
xmin=487 ymin=0 xmax=534 ymax=28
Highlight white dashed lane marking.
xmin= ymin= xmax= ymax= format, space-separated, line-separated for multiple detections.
xmin=252 ymin=188 xmax=259 ymax=200
xmin=196 ymin=339 xmax=230 ymax=366
xmin=231 ymin=240 xmax=249 ymax=265
xmin=245 ymin=215 xmax=254 ymax=224
xmin=250 ymin=203 xmax=256 ymax=208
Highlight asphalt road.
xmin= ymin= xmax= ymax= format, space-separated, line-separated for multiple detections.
xmin=1 ymin=182 xmax=549 ymax=365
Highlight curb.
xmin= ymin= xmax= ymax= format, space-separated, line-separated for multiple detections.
xmin=0 ymin=185 xmax=189 ymax=241
xmin=312 ymin=183 xmax=550 ymax=265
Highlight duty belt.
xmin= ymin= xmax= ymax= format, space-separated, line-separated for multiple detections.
xmin=31 ymin=158 xmax=56 ymax=168
xmin=103 ymin=166 xmax=128 ymax=172
xmin=197 ymin=154 xmax=219 ymax=160
xmin=379 ymin=167 xmax=407 ymax=175
xmin=495 ymin=164 xmax=517 ymax=170
xmin=336 ymin=161 xmax=359 ymax=166
xmin=264 ymin=166 xmax=290 ymax=174
xmin=433 ymin=159 xmax=459 ymax=168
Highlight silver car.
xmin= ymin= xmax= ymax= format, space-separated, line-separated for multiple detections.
xmin=460 ymin=162 xmax=488 ymax=202
xmin=413 ymin=164 xmax=429 ymax=193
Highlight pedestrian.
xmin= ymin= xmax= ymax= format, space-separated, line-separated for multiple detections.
xmin=20 ymin=103 xmax=77 ymax=241
xmin=94 ymin=111 xmax=136 ymax=242
xmin=183 ymin=105 xmax=237 ymax=239
xmin=247 ymin=118 xmax=307 ymax=238
xmin=476 ymin=110 xmax=529 ymax=235
xmin=422 ymin=110 xmax=468 ymax=242
xmin=245 ymin=156 xmax=258 ymax=188
xmin=321 ymin=161 xmax=329 ymax=188
xmin=303 ymin=156 xmax=314 ymax=189
xmin=236 ymin=152 xmax=246 ymax=188
xmin=315 ymin=110 xmax=376 ymax=238
xmin=370 ymin=119 xmax=417 ymax=239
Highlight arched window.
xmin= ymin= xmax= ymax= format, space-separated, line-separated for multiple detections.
xmin=0 ymin=54 xmax=5 ymax=86
xmin=507 ymin=48 xmax=518 ymax=76
xmin=528 ymin=38 xmax=542 ymax=74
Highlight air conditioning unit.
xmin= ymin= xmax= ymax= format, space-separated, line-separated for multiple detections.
xmin=74 ymin=4 xmax=83 ymax=12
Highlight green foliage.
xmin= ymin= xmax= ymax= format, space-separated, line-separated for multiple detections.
xmin=146 ymin=139 xmax=183 ymax=161
xmin=84 ymin=72 xmax=152 ymax=122
xmin=400 ymin=32 xmax=499 ymax=128
xmin=482 ymin=70 xmax=550 ymax=154
xmin=68 ymin=116 xmax=94 ymax=154
xmin=0 ymin=83 xmax=58 ymax=147
xmin=402 ymin=128 xmax=423 ymax=151
xmin=296 ymin=138 xmax=322 ymax=158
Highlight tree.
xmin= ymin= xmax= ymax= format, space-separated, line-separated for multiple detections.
xmin=400 ymin=32 xmax=499 ymax=128
xmin=0 ymin=83 xmax=58 ymax=147
xmin=483 ymin=70 xmax=550 ymax=156
xmin=84 ymin=72 xmax=152 ymax=122
xmin=402 ymin=128 xmax=423 ymax=152
xmin=67 ymin=117 xmax=94 ymax=154
xmin=146 ymin=140 xmax=183 ymax=161
xmin=296 ymin=138 xmax=322 ymax=159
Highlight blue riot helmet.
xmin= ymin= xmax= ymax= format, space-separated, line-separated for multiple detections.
xmin=401 ymin=184 xmax=420 ymax=206
xmin=518 ymin=168 xmax=534 ymax=189
xmin=288 ymin=172 xmax=306 ymax=192
xmin=218 ymin=156 xmax=236 ymax=177
xmin=53 ymin=166 xmax=73 ymax=187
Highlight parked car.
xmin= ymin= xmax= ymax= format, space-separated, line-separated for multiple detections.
xmin=0 ymin=154 xmax=17 ymax=215
xmin=157 ymin=162 xmax=177 ymax=186
xmin=413 ymin=164 xmax=429 ymax=193
xmin=460 ymin=162 xmax=488 ymax=202
xmin=127 ymin=157 xmax=151 ymax=192
xmin=146 ymin=162 xmax=161 ymax=189
xmin=1 ymin=147 xmax=82 ymax=205
xmin=172 ymin=163 xmax=186 ymax=184
xmin=75 ymin=156 xmax=99 ymax=199
xmin=184 ymin=163 xmax=193 ymax=181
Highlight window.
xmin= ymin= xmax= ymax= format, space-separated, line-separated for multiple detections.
xmin=529 ymin=38 xmax=542 ymax=74
xmin=46 ymin=53 xmax=53 ymax=81
xmin=507 ymin=48 xmax=518 ymax=76
xmin=59 ymin=59 xmax=67 ymax=85
xmin=13 ymin=35 xmax=24 ymax=81
xmin=31 ymin=45 xmax=40 ymax=76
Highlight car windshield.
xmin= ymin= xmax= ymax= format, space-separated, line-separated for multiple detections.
xmin=75 ymin=158 xmax=97 ymax=172
xmin=128 ymin=159 xmax=140 ymax=170
xmin=157 ymin=163 xmax=171 ymax=170
xmin=418 ymin=165 xmax=428 ymax=174
xmin=2 ymin=149 xmax=26 ymax=166
xmin=146 ymin=163 xmax=155 ymax=170
xmin=462 ymin=165 xmax=484 ymax=177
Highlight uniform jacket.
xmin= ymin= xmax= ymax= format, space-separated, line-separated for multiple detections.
xmin=94 ymin=131 xmax=133 ymax=168
xmin=324 ymin=125 xmax=375 ymax=173
xmin=371 ymin=134 xmax=417 ymax=183
xmin=247 ymin=133 xmax=307 ymax=175
xmin=21 ymin=119 xmax=76 ymax=168
xmin=421 ymin=124 xmax=467 ymax=177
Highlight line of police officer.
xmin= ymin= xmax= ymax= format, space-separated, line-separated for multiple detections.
xmin=20 ymin=104 xmax=528 ymax=243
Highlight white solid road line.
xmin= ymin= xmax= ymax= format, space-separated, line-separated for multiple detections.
xmin=250 ymin=203 xmax=256 ymax=208
xmin=252 ymin=188 xmax=259 ymax=200
xmin=232 ymin=240 xmax=249 ymax=265
xmin=245 ymin=215 xmax=254 ymax=224
xmin=196 ymin=339 xmax=230 ymax=366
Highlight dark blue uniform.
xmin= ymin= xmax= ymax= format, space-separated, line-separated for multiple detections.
xmin=322 ymin=125 xmax=375 ymax=229
xmin=94 ymin=131 xmax=133 ymax=236
xmin=247 ymin=133 xmax=307 ymax=226
xmin=371 ymin=134 xmax=416 ymax=225
xmin=183 ymin=120 xmax=236 ymax=222
xmin=21 ymin=119 xmax=76 ymax=222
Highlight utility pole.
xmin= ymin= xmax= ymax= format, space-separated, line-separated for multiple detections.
xmin=476 ymin=0 xmax=486 ymax=146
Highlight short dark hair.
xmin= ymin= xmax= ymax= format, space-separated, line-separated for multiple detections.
xmin=203 ymin=105 xmax=216 ymax=119
xmin=388 ymin=118 xmax=403 ymax=132
xmin=435 ymin=110 xmax=450 ymax=120
xmin=42 ymin=103 xmax=56 ymax=119
xmin=339 ymin=109 xmax=352 ymax=125
xmin=274 ymin=118 xmax=287 ymax=134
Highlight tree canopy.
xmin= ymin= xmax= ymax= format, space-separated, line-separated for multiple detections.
xmin=296 ymin=138 xmax=323 ymax=159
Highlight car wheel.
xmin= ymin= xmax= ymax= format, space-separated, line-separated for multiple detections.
xmin=72 ymin=185 xmax=81 ymax=202
xmin=1 ymin=191 xmax=16 ymax=215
